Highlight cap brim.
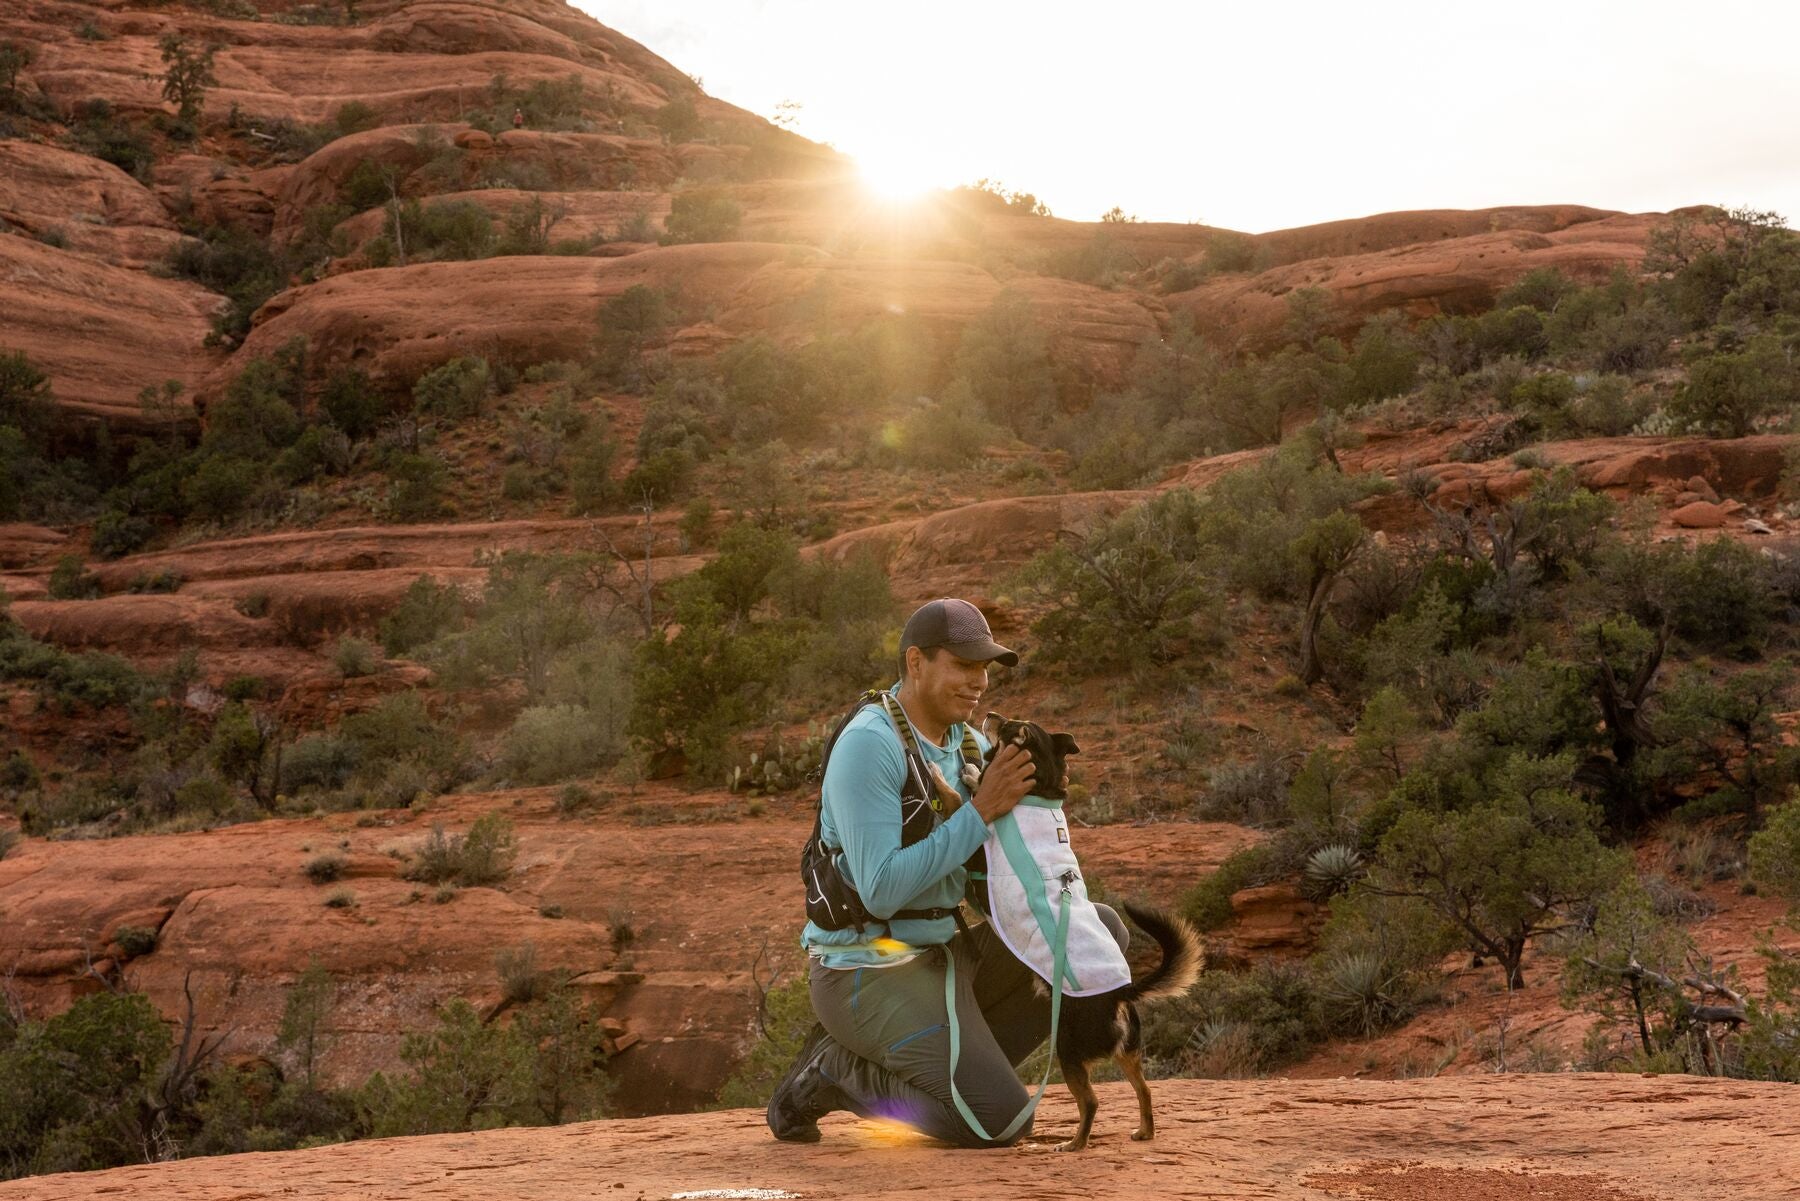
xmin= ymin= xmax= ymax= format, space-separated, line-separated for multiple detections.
xmin=943 ymin=639 xmax=1019 ymax=668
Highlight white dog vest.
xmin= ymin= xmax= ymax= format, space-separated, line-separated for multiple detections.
xmin=983 ymin=797 xmax=1131 ymax=997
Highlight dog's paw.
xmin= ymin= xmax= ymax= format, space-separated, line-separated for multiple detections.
xmin=1131 ymin=1128 xmax=1153 ymax=1142
xmin=1055 ymin=1138 xmax=1089 ymax=1153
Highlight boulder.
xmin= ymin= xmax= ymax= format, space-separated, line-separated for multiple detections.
xmin=1671 ymin=500 xmax=1730 ymax=529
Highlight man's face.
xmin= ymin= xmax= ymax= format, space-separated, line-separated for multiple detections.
xmin=909 ymin=648 xmax=991 ymax=730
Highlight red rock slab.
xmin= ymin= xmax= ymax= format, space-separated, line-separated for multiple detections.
xmin=1169 ymin=213 xmax=1657 ymax=351
xmin=270 ymin=124 xmax=680 ymax=239
xmin=9 ymin=593 xmax=286 ymax=658
xmin=210 ymin=243 xmax=796 ymax=400
xmin=702 ymin=252 xmax=1163 ymax=383
xmin=1252 ymin=204 xmax=1622 ymax=268
xmin=0 ymin=235 xmax=219 ymax=425
xmin=0 ymin=815 xmax=616 ymax=1086
xmin=0 ymin=140 xmax=184 ymax=269
xmin=0 ymin=523 xmax=68 ymax=571
xmin=817 ymin=491 xmax=1145 ymax=602
xmin=80 ymin=516 xmax=685 ymax=586
xmin=0 ymin=1074 xmax=1790 ymax=1200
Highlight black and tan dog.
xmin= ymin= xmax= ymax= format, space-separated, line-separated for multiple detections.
xmin=930 ymin=713 xmax=1202 ymax=1151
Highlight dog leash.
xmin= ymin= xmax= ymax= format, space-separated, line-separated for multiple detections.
xmin=944 ymin=873 xmax=1073 ymax=1144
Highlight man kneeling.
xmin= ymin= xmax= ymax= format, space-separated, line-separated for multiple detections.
xmin=767 ymin=598 xmax=1128 ymax=1147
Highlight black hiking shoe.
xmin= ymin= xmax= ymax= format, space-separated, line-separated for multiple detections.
xmin=766 ymin=1022 xmax=838 ymax=1143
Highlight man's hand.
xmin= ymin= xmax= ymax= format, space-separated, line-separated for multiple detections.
xmin=972 ymin=742 xmax=1035 ymax=824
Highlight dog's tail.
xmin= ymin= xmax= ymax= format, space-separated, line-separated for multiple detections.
xmin=1119 ymin=902 xmax=1202 ymax=1003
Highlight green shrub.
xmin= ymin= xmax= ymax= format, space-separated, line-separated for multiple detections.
xmin=286 ymin=420 xmax=353 ymax=482
xmin=1749 ymin=794 xmax=1800 ymax=901
xmin=500 ymin=704 xmax=615 ymax=784
xmin=1012 ymin=488 xmax=1221 ymax=670
xmin=661 ymin=188 xmax=741 ymax=244
xmin=1139 ymin=963 xmax=1325 ymax=1077
xmin=1367 ymin=763 xmax=1627 ymax=988
xmin=1314 ymin=950 xmax=1409 ymax=1036
xmin=379 ymin=575 xmax=464 ymax=656
xmin=628 ymin=586 xmax=784 ymax=779
xmin=874 ymin=381 xmax=998 ymax=469
xmin=619 ymin=447 xmax=694 ymax=503
xmin=651 ymin=94 xmax=701 ymax=142
xmin=303 ymin=853 xmax=345 ymax=883
xmin=181 ymin=455 xmax=260 ymax=521
xmin=0 ymin=990 xmax=172 ymax=1176
xmin=954 ymin=290 xmax=1057 ymax=435
xmin=18 ymin=781 xmax=120 ymax=835
xmin=1496 ymin=267 xmax=1578 ymax=313
xmin=340 ymin=693 xmax=461 ymax=776
xmin=165 ymin=226 xmax=283 ymax=344
xmin=403 ymin=813 xmax=517 ymax=887
xmin=91 ymin=511 xmax=153 ymax=559
xmin=1176 ymin=844 xmax=1274 ymax=932
xmin=595 ymin=284 xmax=673 ymax=389
xmin=280 ymin=734 xmax=360 ymax=793
xmin=412 ymin=357 xmax=490 ymax=419
xmin=384 ymin=452 xmax=449 ymax=520
xmin=111 ymin=925 xmax=157 ymax=958
xmin=1667 ymin=334 xmax=1800 ymax=437
xmin=70 ymin=101 xmax=157 ymax=180
xmin=1340 ymin=312 xmax=1419 ymax=406
xmin=333 ymin=100 xmax=379 ymax=136
xmin=331 ymin=636 xmax=379 ymax=678
xmin=321 ymin=365 xmax=387 ymax=439
xmin=1203 ymin=231 xmax=1260 ymax=275
xmin=565 ymin=425 xmax=617 ymax=515
xmin=46 ymin=556 xmax=100 ymax=600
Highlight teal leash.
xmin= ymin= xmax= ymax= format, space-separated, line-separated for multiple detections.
xmin=945 ymin=876 xmax=1072 ymax=1143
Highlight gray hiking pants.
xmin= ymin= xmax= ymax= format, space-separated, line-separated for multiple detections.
xmin=809 ymin=906 xmax=1127 ymax=1148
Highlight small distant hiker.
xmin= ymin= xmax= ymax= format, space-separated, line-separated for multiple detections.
xmin=766 ymin=599 xmax=1130 ymax=1148
xmin=511 ymin=106 xmax=525 ymax=130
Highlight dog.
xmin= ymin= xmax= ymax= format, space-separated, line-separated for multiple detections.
xmin=931 ymin=712 xmax=1202 ymax=1151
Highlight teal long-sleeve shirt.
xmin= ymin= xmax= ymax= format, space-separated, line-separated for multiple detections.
xmin=802 ymin=689 xmax=990 ymax=969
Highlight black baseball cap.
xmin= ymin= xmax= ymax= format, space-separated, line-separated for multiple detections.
xmin=899 ymin=598 xmax=1018 ymax=667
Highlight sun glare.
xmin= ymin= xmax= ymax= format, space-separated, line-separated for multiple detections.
xmin=856 ymin=147 xmax=936 ymax=203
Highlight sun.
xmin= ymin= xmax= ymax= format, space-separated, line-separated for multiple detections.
xmin=855 ymin=144 xmax=937 ymax=203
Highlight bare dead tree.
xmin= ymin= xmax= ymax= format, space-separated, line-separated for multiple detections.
xmin=1577 ymin=952 xmax=1748 ymax=1074
xmin=748 ymin=937 xmax=787 ymax=1041
xmin=585 ymin=504 xmax=658 ymax=637
xmin=146 ymin=970 xmax=231 ymax=1160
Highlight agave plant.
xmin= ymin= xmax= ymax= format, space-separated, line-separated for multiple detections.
xmin=1302 ymin=843 xmax=1364 ymax=901
xmin=1318 ymin=950 xmax=1407 ymax=1037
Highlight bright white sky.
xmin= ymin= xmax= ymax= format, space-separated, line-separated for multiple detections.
xmin=584 ymin=1 xmax=1800 ymax=234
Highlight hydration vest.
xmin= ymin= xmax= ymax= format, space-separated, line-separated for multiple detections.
xmin=801 ymin=689 xmax=982 ymax=933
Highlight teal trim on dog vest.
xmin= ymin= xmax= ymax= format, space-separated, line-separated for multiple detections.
xmin=994 ymin=808 xmax=1083 ymax=992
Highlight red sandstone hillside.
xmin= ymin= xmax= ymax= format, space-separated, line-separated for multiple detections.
xmin=4 ymin=0 xmax=1798 ymax=1169
xmin=1 ymin=1075 xmax=1795 ymax=1201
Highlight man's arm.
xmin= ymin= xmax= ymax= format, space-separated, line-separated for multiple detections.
xmin=825 ymin=725 xmax=989 ymax=920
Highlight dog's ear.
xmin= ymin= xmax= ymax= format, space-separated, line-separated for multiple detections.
xmin=982 ymin=711 xmax=1007 ymax=743
xmin=1052 ymin=732 xmax=1081 ymax=758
